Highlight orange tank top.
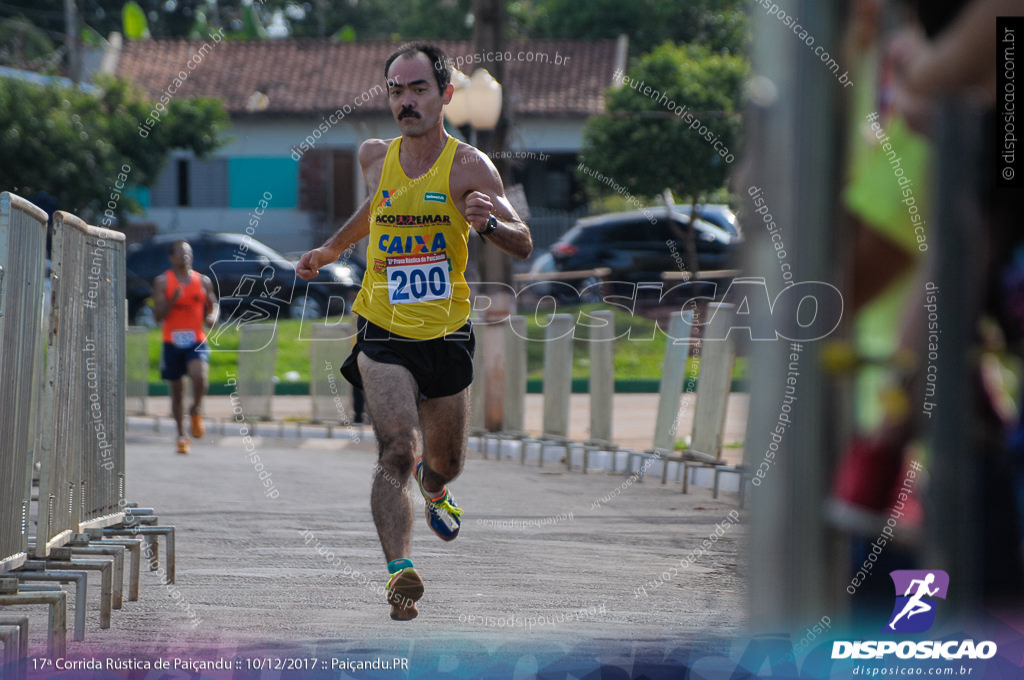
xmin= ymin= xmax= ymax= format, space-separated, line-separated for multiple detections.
xmin=161 ymin=270 xmax=207 ymax=345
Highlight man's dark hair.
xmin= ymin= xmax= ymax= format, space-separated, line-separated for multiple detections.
xmin=168 ymin=239 xmax=189 ymax=256
xmin=384 ymin=43 xmax=451 ymax=94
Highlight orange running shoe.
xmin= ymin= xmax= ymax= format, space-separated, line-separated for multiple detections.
xmin=190 ymin=413 xmax=205 ymax=439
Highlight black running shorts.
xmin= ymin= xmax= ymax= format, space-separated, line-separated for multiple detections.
xmin=160 ymin=341 xmax=209 ymax=381
xmin=341 ymin=316 xmax=475 ymax=399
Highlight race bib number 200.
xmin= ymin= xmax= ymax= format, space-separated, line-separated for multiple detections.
xmin=387 ymin=252 xmax=451 ymax=305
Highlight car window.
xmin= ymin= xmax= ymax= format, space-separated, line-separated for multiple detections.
xmin=660 ymin=218 xmax=691 ymax=242
xmin=207 ymin=241 xmax=246 ymax=264
xmin=603 ymin=220 xmax=662 ymax=244
xmin=126 ymin=243 xmax=172 ymax=279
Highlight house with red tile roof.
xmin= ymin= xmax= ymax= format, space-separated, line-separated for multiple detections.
xmin=107 ymin=37 xmax=626 ymax=254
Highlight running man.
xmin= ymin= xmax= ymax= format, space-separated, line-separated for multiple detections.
xmin=888 ymin=572 xmax=940 ymax=630
xmin=153 ymin=239 xmax=219 ymax=454
xmin=297 ymin=43 xmax=532 ymax=620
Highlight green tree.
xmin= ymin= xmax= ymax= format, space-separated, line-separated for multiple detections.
xmin=528 ymin=0 xmax=749 ymax=56
xmin=0 ymin=17 xmax=56 ymax=70
xmin=0 ymin=75 xmax=228 ymax=223
xmin=580 ymin=42 xmax=747 ymax=203
xmin=579 ymin=42 xmax=747 ymax=273
xmin=0 ymin=1 xmax=208 ymax=40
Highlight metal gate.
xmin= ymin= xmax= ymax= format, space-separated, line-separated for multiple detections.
xmin=0 ymin=193 xmax=48 ymax=573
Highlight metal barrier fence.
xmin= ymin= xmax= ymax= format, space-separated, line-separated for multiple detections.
xmin=309 ymin=323 xmax=354 ymax=423
xmin=33 ymin=212 xmax=128 ymax=555
xmin=125 ymin=327 xmax=149 ymax=415
xmin=503 ymin=316 xmax=527 ymax=434
xmin=236 ymin=324 xmax=278 ymax=420
xmin=541 ymin=314 xmax=574 ymax=439
xmin=469 ymin=316 xmax=486 ymax=431
xmin=0 ymin=192 xmax=48 ymax=574
xmin=587 ymin=310 xmax=614 ymax=444
xmin=34 ymin=211 xmax=88 ymax=556
xmin=79 ymin=223 xmax=127 ymax=531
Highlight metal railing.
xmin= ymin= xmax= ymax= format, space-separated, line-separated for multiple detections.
xmin=236 ymin=324 xmax=278 ymax=420
xmin=309 ymin=323 xmax=354 ymax=424
xmin=34 ymin=212 xmax=127 ymax=555
xmin=125 ymin=326 xmax=149 ymax=415
xmin=0 ymin=192 xmax=48 ymax=574
xmin=78 ymin=223 xmax=127 ymax=531
xmin=34 ymin=211 xmax=89 ymax=556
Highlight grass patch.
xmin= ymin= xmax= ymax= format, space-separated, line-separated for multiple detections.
xmin=521 ymin=304 xmax=747 ymax=382
xmin=145 ymin=317 xmax=348 ymax=387
xmin=142 ymin=306 xmax=748 ymax=387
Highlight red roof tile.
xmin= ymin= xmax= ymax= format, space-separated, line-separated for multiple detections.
xmin=114 ymin=38 xmax=619 ymax=118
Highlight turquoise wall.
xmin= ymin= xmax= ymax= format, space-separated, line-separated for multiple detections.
xmin=228 ymin=157 xmax=298 ymax=208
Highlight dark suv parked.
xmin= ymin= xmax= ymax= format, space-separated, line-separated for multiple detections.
xmin=126 ymin=232 xmax=363 ymax=324
xmin=532 ymin=208 xmax=741 ymax=300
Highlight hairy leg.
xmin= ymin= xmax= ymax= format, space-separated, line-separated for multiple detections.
xmin=417 ymin=387 xmax=470 ymax=495
xmin=359 ymin=353 xmax=421 ymax=562
xmin=169 ymin=379 xmax=185 ymax=436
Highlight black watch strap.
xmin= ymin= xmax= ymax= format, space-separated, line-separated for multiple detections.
xmin=479 ymin=214 xmax=498 ymax=239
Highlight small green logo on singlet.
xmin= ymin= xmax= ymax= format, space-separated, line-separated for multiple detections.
xmin=424 ymin=192 xmax=447 ymax=203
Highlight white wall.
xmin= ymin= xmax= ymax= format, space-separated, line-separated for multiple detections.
xmin=222 ymin=115 xmax=586 ymax=157
xmin=137 ymin=114 xmax=586 ymax=251
xmin=143 ymin=207 xmax=314 ymax=256
xmin=505 ymin=119 xmax=586 ymax=152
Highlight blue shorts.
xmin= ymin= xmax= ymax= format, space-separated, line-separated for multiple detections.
xmin=160 ymin=341 xmax=210 ymax=381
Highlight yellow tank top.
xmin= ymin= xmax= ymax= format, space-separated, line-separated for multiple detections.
xmin=352 ymin=136 xmax=471 ymax=339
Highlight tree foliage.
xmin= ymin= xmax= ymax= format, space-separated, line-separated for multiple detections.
xmin=0 ymin=75 xmax=228 ymax=223
xmin=0 ymin=0 xmax=747 ymax=48
xmin=527 ymin=0 xmax=748 ymax=56
xmin=579 ymin=42 xmax=748 ymax=203
xmin=0 ymin=17 xmax=56 ymax=70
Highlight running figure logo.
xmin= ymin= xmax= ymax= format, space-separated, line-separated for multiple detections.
xmin=885 ymin=570 xmax=949 ymax=633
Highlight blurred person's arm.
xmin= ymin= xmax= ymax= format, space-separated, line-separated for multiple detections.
xmin=202 ymin=274 xmax=219 ymax=327
xmin=891 ymin=0 xmax=1022 ymax=102
xmin=152 ymin=273 xmax=177 ymax=323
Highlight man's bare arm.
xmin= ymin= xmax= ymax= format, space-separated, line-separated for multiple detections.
xmin=892 ymin=0 xmax=1022 ymax=102
xmin=152 ymin=273 xmax=175 ymax=322
xmin=202 ymin=275 xmax=219 ymax=326
xmin=463 ymin=190 xmax=532 ymax=260
xmin=297 ymin=139 xmax=386 ymax=280
xmin=456 ymin=148 xmax=532 ymax=260
xmin=297 ymin=196 xmax=372 ymax=280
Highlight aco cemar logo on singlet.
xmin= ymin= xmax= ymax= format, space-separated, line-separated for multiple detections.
xmin=831 ymin=570 xmax=997 ymax=662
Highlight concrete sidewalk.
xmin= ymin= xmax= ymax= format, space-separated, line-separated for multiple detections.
xmin=13 ymin=425 xmax=748 ymax=664
xmin=137 ymin=392 xmax=749 ymax=464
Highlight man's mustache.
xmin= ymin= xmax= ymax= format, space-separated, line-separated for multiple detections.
xmin=399 ymin=107 xmax=420 ymax=120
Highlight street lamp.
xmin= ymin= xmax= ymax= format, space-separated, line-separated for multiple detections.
xmin=443 ymin=69 xmax=472 ymax=128
xmin=445 ymin=68 xmax=502 ymax=139
xmin=467 ymin=68 xmax=502 ymax=130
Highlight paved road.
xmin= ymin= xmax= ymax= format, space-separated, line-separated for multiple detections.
xmin=17 ymin=426 xmax=747 ymax=673
xmin=139 ymin=392 xmax=750 ymax=461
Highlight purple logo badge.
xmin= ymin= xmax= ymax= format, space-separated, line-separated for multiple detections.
xmin=885 ymin=570 xmax=949 ymax=634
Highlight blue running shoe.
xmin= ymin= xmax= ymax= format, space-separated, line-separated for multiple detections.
xmin=415 ymin=458 xmax=463 ymax=541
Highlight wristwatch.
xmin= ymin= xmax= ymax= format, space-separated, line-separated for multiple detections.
xmin=480 ymin=214 xmax=498 ymax=237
